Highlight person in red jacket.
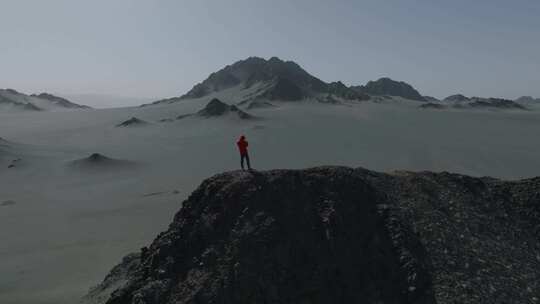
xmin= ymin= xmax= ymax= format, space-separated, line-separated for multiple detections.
xmin=236 ymin=135 xmax=251 ymax=170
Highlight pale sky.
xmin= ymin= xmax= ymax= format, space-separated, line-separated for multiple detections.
xmin=1 ymin=0 xmax=539 ymax=106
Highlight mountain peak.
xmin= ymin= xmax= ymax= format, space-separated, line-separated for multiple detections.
xmin=152 ymin=56 xmax=366 ymax=104
xmin=351 ymin=77 xmax=426 ymax=101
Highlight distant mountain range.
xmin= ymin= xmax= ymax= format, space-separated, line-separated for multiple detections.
xmin=4 ymin=57 xmax=538 ymax=112
xmin=150 ymin=56 xmax=538 ymax=109
xmin=430 ymin=94 xmax=528 ymax=110
xmin=0 ymin=89 xmax=90 ymax=112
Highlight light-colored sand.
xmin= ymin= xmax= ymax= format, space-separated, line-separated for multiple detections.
xmin=1 ymin=95 xmax=539 ymax=303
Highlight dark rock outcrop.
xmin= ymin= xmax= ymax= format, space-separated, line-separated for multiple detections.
xmin=83 ymin=253 xmax=141 ymax=304
xmin=116 ymin=117 xmax=149 ymax=127
xmin=69 ymin=153 xmax=136 ymax=171
xmin=351 ymin=78 xmax=426 ymax=101
xmin=419 ymin=102 xmax=446 ymax=110
xmin=197 ymin=98 xmax=230 ymax=116
xmin=326 ymin=81 xmax=369 ymax=101
xmin=197 ymin=98 xmax=254 ymax=119
xmin=260 ymin=77 xmax=305 ymax=101
xmin=0 ymin=200 xmax=16 ymax=207
xmin=88 ymin=167 xmax=540 ymax=304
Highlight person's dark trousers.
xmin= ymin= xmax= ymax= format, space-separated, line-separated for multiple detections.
xmin=240 ymin=153 xmax=251 ymax=170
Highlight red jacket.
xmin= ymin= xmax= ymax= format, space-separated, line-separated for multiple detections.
xmin=237 ymin=138 xmax=249 ymax=155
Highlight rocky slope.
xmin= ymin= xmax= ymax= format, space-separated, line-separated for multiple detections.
xmin=351 ymin=78 xmax=426 ymax=101
xmin=85 ymin=167 xmax=540 ymax=304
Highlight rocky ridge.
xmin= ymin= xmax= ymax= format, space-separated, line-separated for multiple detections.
xmin=85 ymin=167 xmax=540 ymax=304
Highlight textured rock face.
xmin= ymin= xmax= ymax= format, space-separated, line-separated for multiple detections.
xmin=261 ymin=77 xmax=305 ymax=101
xmin=88 ymin=167 xmax=540 ymax=304
xmin=180 ymin=56 xmax=328 ymax=100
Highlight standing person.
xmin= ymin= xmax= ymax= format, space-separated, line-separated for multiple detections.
xmin=236 ymin=135 xmax=251 ymax=170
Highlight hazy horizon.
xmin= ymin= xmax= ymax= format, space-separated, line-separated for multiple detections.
xmin=1 ymin=0 xmax=539 ymax=107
